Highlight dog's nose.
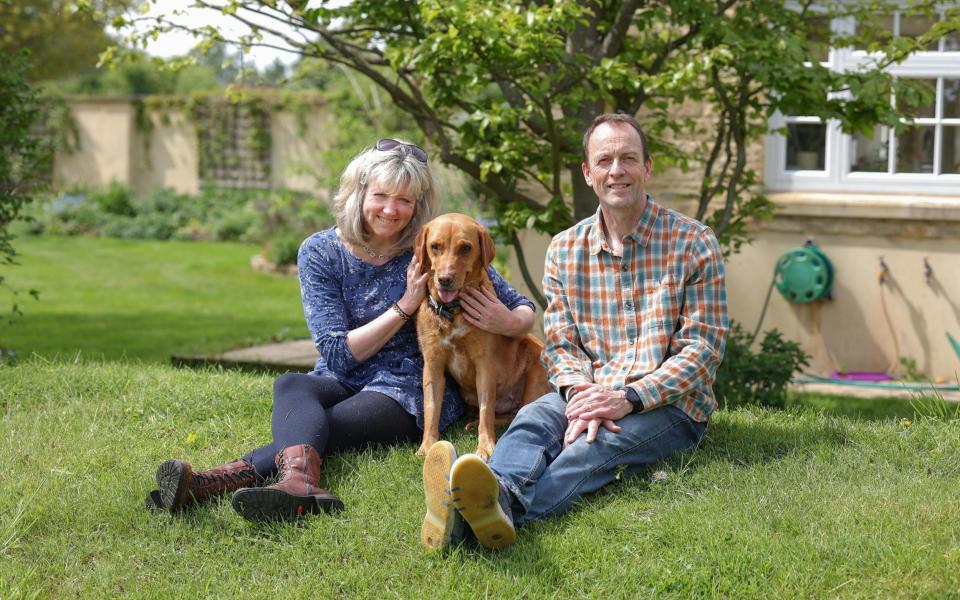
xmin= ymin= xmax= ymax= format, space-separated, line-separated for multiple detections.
xmin=438 ymin=274 xmax=455 ymax=288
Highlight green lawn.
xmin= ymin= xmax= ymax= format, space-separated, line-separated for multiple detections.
xmin=1 ymin=235 xmax=306 ymax=362
xmin=2 ymin=235 xmax=957 ymax=597
xmin=1 ymin=359 xmax=958 ymax=598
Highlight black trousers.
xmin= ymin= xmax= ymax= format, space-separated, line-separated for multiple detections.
xmin=242 ymin=372 xmax=421 ymax=477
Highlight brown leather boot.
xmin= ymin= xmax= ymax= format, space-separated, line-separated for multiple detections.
xmin=155 ymin=458 xmax=259 ymax=513
xmin=231 ymin=444 xmax=343 ymax=521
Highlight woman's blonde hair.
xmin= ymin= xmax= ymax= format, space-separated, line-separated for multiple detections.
xmin=334 ymin=141 xmax=439 ymax=254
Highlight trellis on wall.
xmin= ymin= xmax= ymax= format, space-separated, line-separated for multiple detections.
xmin=192 ymin=97 xmax=271 ymax=189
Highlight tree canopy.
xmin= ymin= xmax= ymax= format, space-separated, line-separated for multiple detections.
xmin=0 ymin=0 xmax=137 ymax=82
xmin=0 ymin=51 xmax=51 ymax=320
xmin=116 ymin=0 xmax=959 ymax=305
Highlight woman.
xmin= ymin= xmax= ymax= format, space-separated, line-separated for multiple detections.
xmin=146 ymin=139 xmax=536 ymax=522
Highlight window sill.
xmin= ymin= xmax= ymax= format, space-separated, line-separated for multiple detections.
xmin=768 ymin=192 xmax=960 ymax=222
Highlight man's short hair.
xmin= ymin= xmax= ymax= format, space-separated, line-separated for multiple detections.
xmin=581 ymin=113 xmax=651 ymax=164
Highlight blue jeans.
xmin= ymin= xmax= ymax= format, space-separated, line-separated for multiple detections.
xmin=489 ymin=392 xmax=707 ymax=526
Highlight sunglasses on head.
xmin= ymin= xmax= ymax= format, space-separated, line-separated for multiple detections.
xmin=376 ymin=138 xmax=428 ymax=163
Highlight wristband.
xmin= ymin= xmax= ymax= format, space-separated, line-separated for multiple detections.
xmin=391 ymin=302 xmax=411 ymax=321
xmin=625 ymin=387 xmax=644 ymax=413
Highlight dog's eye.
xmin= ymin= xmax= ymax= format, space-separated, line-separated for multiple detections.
xmin=459 ymin=244 xmax=472 ymax=255
xmin=430 ymin=243 xmax=441 ymax=253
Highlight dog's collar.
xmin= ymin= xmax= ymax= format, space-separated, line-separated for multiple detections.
xmin=428 ymin=294 xmax=461 ymax=322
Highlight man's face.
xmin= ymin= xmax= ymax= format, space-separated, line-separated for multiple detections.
xmin=581 ymin=122 xmax=652 ymax=212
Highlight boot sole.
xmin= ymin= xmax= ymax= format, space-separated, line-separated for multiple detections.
xmin=231 ymin=487 xmax=344 ymax=522
xmin=421 ymin=441 xmax=464 ymax=551
xmin=450 ymin=454 xmax=516 ymax=550
xmin=144 ymin=489 xmax=164 ymax=513
xmin=156 ymin=460 xmax=190 ymax=512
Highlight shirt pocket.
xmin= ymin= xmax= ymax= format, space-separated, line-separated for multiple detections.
xmin=641 ymin=276 xmax=680 ymax=334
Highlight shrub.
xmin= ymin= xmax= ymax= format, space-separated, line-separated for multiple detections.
xmin=265 ymin=234 xmax=300 ymax=266
xmin=250 ymin=189 xmax=334 ymax=242
xmin=42 ymin=198 xmax=107 ymax=235
xmin=714 ymin=321 xmax=810 ymax=410
xmin=90 ymin=182 xmax=136 ymax=217
xmin=212 ymin=209 xmax=257 ymax=242
xmin=28 ymin=185 xmax=333 ymax=250
xmin=101 ymin=212 xmax=175 ymax=240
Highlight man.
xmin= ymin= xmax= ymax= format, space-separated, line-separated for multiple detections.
xmin=420 ymin=113 xmax=729 ymax=550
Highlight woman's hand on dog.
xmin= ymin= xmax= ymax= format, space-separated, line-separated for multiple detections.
xmin=461 ymin=286 xmax=533 ymax=337
xmin=398 ymin=257 xmax=429 ymax=315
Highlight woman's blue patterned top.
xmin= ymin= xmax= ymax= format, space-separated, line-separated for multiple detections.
xmin=297 ymin=227 xmax=536 ymax=431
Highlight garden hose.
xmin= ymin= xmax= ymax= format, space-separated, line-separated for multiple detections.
xmin=809 ymin=300 xmax=840 ymax=373
xmin=947 ymin=332 xmax=960 ymax=361
xmin=750 ymin=271 xmax=777 ymax=342
xmin=752 ymin=260 xmax=839 ymax=372
xmin=795 ymin=372 xmax=960 ymax=391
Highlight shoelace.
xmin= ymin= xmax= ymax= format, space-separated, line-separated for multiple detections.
xmin=193 ymin=467 xmax=255 ymax=489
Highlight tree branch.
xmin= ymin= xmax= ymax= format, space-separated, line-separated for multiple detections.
xmin=602 ymin=0 xmax=642 ymax=58
xmin=510 ymin=230 xmax=547 ymax=310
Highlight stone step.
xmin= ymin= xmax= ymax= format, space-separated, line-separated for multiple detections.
xmin=172 ymin=339 xmax=317 ymax=373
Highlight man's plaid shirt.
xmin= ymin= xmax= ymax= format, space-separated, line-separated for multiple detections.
xmin=542 ymin=196 xmax=729 ymax=422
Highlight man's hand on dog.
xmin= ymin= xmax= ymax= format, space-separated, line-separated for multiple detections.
xmin=562 ymin=383 xmax=632 ymax=446
xmin=399 ymin=257 xmax=429 ymax=315
xmin=460 ymin=286 xmax=523 ymax=336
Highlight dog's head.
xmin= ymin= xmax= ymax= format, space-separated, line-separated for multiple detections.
xmin=414 ymin=213 xmax=495 ymax=304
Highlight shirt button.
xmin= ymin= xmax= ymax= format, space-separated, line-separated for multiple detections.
xmin=625 ymin=301 xmax=633 ymax=310
xmin=621 ymin=264 xmax=628 ymax=272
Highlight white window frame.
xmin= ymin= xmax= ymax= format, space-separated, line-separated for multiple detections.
xmin=765 ymin=8 xmax=960 ymax=196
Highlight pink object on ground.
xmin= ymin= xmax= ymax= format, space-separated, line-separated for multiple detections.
xmin=829 ymin=371 xmax=893 ymax=382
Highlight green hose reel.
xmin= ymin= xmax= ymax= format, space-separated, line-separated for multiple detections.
xmin=774 ymin=243 xmax=834 ymax=304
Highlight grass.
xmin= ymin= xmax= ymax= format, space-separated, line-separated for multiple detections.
xmin=1 ymin=359 xmax=959 ymax=598
xmin=2 ymin=235 xmax=957 ymax=596
xmin=0 ymin=235 xmax=306 ymax=363
xmin=785 ymin=392 xmax=918 ymax=421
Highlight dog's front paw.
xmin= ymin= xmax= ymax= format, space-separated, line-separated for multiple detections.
xmin=416 ymin=440 xmax=437 ymax=458
xmin=475 ymin=441 xmax=495 ymax=462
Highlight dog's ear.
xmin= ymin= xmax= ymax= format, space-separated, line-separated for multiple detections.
xmin=478 ymin=223 xmax=495 ymax=268
xmin=414 ymin=224 xmax=430 ymax=270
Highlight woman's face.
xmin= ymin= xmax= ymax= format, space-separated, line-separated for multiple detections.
xmin=361 ymin=179 xmax=416 ymax=243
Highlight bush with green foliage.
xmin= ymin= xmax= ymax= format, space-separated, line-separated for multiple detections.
xmin=265 ymin=234 xmax=301 ymax=268
xmin=1 ymin=50 xmax=51 ymax=320
xmin=27 ymin=185 xmax=335 ymax=257
xmin=91 ymin=181 xmax=136 ymax=217
xmin=714 ymin=321 xmax=810 ymax=410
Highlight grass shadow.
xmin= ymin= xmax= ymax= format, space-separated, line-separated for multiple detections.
xmin=528 ymin=408 xmax=855 ymax=532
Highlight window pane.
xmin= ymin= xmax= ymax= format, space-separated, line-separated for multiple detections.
xmin=944 ymin=79 xmax=960 ymax=118
xmin=943 ymin=126 xmax=960 ymax=174
xmin=785 ymin=123 xmax=826 ymax=170
xmin=850 ymin=125 xmax=890 ymax=172
xmin=945 ymin=28 xmax=960 ymax=52
xmin=895 ymin=125 xmax=936 ymax=173
xmin=898 ymin=79 xmax=937 ymax=119
xmin=804 ymin=15 xmax=831 ymax=62
xmin=900 ymin=14 xmax=938 ymax=51
xmin=855 ymin=14 xmax=894 ymax=49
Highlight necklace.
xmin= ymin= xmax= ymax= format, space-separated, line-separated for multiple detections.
xmin=360 ymin=242 xmax=391 ymax=261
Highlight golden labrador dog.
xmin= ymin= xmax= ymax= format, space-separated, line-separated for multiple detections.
xmin=413 ymin=213 xmax=551 ymax=461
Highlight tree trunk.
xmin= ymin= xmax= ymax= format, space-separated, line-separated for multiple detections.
xmin=570 ymin=164 xmax=595 ymax=222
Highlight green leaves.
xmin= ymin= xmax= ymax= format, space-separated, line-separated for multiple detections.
xmin=0 ymin=51 xmax=52 ymax=323
xmin=111 ymin=0 xmax=959 ymax=306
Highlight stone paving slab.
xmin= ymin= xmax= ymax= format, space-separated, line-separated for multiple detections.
xmin=174 ymin=340 xmax=960 ymax=402
xmin=172 ymin=339 xmax=317 ymax=373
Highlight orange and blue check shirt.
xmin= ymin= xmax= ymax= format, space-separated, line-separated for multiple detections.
xmin=542 ymin=197 xmax=729 ymax=422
